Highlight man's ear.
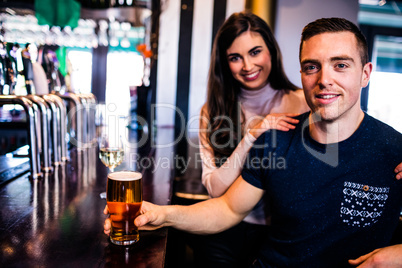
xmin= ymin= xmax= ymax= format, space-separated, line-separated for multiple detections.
xmin=361 ymin=62 xmax=373 ymax=88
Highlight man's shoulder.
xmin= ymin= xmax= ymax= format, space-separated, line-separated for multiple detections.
xmin=365 ymin=113 xmax=402 ymax=139
xmin=363 ymin=113 xmax=402 ymax=152
xmin=279 ymin=89 xmax=310 ymax=114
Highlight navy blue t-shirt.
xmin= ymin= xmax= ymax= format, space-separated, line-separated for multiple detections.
xmin=242 ymin=112 xmax=402 ymax=268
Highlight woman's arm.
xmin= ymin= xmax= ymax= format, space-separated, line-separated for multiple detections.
xmin=199 ymin=127 xmax=256 ymax=197
xmin=199 ymin=107 xmax=299 ymax=197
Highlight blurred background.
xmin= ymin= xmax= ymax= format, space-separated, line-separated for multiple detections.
xmin=0 ymin=0 xmax=401 ymax=164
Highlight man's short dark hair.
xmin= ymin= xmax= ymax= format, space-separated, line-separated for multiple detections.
xmin=299 ymin=17 xmax=369 ymax=66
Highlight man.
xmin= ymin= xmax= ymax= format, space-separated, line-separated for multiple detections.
xmin=105 ymin=18 xmax=402 ymax=267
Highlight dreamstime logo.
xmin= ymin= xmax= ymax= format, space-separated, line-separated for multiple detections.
xmin=128 ymin=151 xmax=287 ymax=173
xmin=301 ymin=111 xmax=339 ymax=167
xmin=66 ymin=102 xmax=339 ymax=168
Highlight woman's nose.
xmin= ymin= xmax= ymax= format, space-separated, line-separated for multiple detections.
xmin=242 ymin=57 xmax=253 ymax=71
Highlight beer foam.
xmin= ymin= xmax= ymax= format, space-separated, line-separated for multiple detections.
xmin=108 ymin=171 xmax=142 ymax=181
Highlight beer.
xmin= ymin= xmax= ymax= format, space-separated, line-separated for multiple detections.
xmin=106 ymin=171 xmax=142 ymax=245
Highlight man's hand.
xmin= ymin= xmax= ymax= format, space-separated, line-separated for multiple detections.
xmin=134 ymin=201 xmax=170 ymax=231
xmin=103 ymin=201 xmax=168 ymax=236
xmin=348 ymin=244 xmax=402 ymax=267
xmin=103 ymin=205 xmax=111 ymax=236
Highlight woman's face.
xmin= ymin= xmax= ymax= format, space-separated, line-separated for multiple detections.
xmin=226 ymin=31 xmax=272 ymax=90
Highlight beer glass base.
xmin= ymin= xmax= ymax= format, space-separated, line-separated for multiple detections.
xmin=110 ymin=237 xmax=139 ymax=246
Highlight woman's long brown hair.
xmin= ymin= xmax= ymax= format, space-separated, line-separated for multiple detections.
xmin=205 ymin=12 xmax=297 ymax=165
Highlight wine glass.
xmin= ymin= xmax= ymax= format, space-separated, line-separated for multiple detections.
xmin=99 ymin=134 xmax=124 ymax=172
xmin=99 ymin=134 xmax=124 ymax=199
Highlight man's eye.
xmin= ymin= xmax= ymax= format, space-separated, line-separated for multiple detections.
xmin=337 ymin=63 xmax=346 ymax=69
xmin=303 ymin=65 xmax=318 ymax=73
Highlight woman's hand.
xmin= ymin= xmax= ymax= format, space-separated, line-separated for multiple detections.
xmin=395 ymin=162 xmax=402 ymax=180
xmin=249 ymin=113 xmax=300 ymax=138
xmin=348 ymin=244 xmax=402 ymax=267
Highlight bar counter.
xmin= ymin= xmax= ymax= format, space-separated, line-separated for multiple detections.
xmin=0 ymin=128 xmax=175 ymax=267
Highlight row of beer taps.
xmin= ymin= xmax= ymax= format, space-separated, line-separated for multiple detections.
xmin=0 ymin=92 xmax=97 ymax=178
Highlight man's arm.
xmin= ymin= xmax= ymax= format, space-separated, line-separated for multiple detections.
xmin=134 ymin=176 xmax=264 ymax=235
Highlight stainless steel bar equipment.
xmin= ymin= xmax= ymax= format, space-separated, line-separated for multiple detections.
xmin=25 ymin=95 xmax=53 ymax=172
xmin=0 ymin=96 xmax=43 ymax=178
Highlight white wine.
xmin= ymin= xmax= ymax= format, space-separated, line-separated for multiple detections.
xmin=99 ymin=148 xmax=124 ymax=169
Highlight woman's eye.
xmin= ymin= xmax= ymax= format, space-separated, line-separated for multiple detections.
xmin=228 ymin=56 xmax=240 ymax=62
xmin=250 ymin=49 xmax=261 ymax=56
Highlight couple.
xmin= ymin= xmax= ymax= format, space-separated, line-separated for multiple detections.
xmin=105 ymin=14 xmax=402 ymax=267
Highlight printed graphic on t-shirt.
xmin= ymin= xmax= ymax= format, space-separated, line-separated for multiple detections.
xmin=340 ymin=181 xmax=389 ymax=227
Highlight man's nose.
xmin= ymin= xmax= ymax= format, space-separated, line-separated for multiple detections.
xmin=318 ymin=66 xmax=333 ymax=89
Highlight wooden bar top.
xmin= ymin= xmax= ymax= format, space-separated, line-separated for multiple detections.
xmin=0 ymin=128 xmax=175 ymax=267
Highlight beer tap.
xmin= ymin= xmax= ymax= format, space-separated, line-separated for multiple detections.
xmin=25 ymin=95 xmax=53 ymax=172
xmin=42 ymin=95 xmax=62 ymax=166
xmin=0 ymin=95 xmax=43 ymax=178
xmin=54 ymin=92 xmax=85 ymax=149
xmin=47 ymin=94 xmax=69 ymax=162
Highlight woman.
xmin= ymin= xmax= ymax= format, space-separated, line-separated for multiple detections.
xmin=196 ymin=12 xmax=309 ymax=267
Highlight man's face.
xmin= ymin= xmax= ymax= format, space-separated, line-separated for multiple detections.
xmin=300 ymin=31 xmax=372 ymax=122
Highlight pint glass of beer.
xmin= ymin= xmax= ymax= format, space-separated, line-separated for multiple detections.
xmin=106 ymin=171 xmax=142 ymax=245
